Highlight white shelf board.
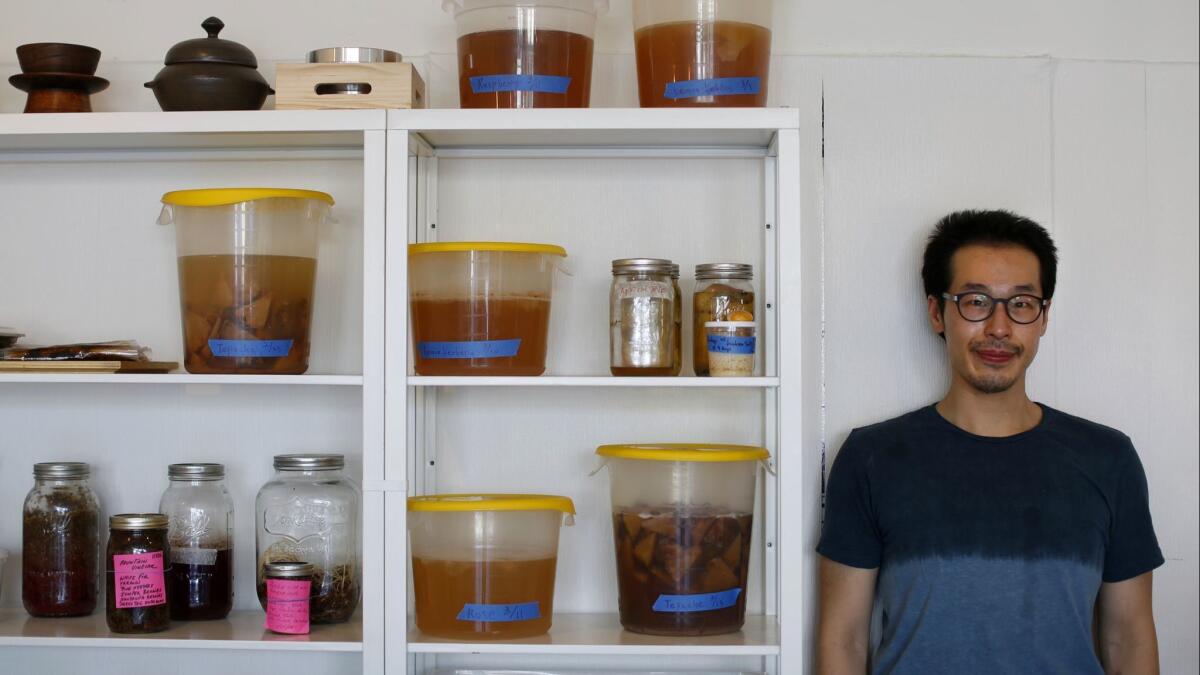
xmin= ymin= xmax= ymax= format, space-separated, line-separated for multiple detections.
xmin=390 ymin=108 xmax=800 ymax=149
xmin=0 ymin=373 xmax=363 ymax=386
xmin=407 ymin=613 xmax=779 ymax=656
xmin=0 ymin=609 xmax=362 ymax=652
xmin=408 ymin=376 xmax=779 ymax=388
xmin=0 ymin=109 xmax=385 ymax=153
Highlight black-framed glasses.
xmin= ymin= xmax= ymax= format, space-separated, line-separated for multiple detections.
xmin=942 ymin=292 xmax=1048 ymax=324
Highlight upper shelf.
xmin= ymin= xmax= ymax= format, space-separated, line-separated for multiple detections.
xmin=391 ymin=108 xmax=800 ymax=150
xmin=0 ymin=109 xmax=385 ymax=154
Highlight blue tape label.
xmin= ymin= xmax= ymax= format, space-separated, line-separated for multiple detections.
xmin=457 ymin=601 xmax=541 ymax=622
xmin=707 ymin=334 xmax=756 ymax=355
xmin=653 ymin=588 xmax=742 ymax=613
xmin=470 ymin=74 xmax=571 ymax=94
xmin=664 ymin=76 xmax=761 ymax=100
xmin=209 ymin=339 xmax=293 ymax=358
xmin=418 ymin=339 xmax=522 ymax=359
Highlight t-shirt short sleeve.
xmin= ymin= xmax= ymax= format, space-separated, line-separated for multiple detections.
xmin=817 ymin=430 xmax=883 ymax=569
xmin=1102 ymin=438 xmax=1165 ymax=583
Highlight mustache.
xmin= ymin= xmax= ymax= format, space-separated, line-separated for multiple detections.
xmin=970 ymin=340 xmax=1022 ymax=356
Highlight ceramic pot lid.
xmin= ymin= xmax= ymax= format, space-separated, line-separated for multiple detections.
xmin=163 ymin=17 xmax=259 ymax=67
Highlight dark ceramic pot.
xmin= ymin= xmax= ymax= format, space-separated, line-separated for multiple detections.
xmin=144 ymin=17 xmax=273 ymax=111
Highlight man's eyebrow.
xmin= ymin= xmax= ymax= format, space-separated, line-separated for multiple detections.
xmin=957 ymin=282 xmax=1039 ymax=293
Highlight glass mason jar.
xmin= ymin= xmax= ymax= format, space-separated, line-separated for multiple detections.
xmin=22 ymin=462 xmax=100 ymax=617
xmin=159 ymin=463 xmax=234 ymax=620
xmin=106 ymin=513 xmax=171 ymax=634
xmin=610 ymin=258 xmax=679 ymax=376
xmin=669 ymin=264 xmax=683 ymax=376
xmin=692 ymin=263 xmax=755 ymax=376
xmin=256 ymin=453 xmax=361 ymax=624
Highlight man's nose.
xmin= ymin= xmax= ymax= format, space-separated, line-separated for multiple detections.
xmin=985 ymin=303 xmax=1013 ymax=339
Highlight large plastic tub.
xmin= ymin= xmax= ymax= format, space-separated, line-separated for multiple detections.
xmin=159 ymin=188 xmax=333 ymax=374
xmin=444 ymin=0 xmax=606 ymax=108
xmin=633 ymin=0 xmax=772 ymax=108
xmin=408 ymin=494 xmax=576 ymax=639
xmin=595 ymin=443 xmax=769 ymax=636
xmin=409 ymin=242 xmax=567 ymax=376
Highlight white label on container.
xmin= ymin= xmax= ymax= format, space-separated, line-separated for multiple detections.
xmin=617 ymin=280 xmax=672 ymax=301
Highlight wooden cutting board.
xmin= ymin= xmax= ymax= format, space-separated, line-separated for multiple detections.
xmin=0 ymin=361 xmax=178 ymax=374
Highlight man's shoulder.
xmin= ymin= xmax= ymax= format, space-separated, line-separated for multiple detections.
xmin=1039 ymin=404 xmax=1138 ymax=467
xmin=837 ymin=406 xmax=936 ymax=463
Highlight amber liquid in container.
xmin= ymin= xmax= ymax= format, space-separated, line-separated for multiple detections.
xmin=611 ymin=366 xmax=677 ymax=377
xmin=178 ymin=254 xmax=316 ymax=375
xmin=411 ymin=296 xmax=551 ymax=375
xmin=167 ymin=548 xmax=233 ymax=621
xmin=457 ymin=29 xmax=593 ymax=108
xmin=412 ymin=557 xmax=557 ymax=639
xmin=612 ymin=509 xmax=753 ymax=636
xmin=634 ymin=21 xmax=771 ymax=107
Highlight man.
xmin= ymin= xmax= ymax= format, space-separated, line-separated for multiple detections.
xmin=816 ymin=210 xmax=1163 ymax=674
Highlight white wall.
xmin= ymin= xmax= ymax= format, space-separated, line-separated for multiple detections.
xmin=1 ymin=1 xmax=1197 ymax=674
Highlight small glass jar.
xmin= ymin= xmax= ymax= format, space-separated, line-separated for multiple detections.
xmin=610 ymin=258 xmax=678 ymax=376
xmin=22 ymin=462 xmax=100 ymax=617
xmin=264 ymin=561 xmax=314 ymax=635
xmin=693 ymin=264 xmax=755 ymax=376
xmin=256 ymin=454 xmax=361 ymax=624
xmin=106 ymin=513 xmax=171 ymax=634
xmin=706 ymin=321 xmax=757 ymax=376
xmin=159 ymin=463 xmax=234 ymax=621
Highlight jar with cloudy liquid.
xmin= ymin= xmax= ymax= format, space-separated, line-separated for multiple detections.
xmin=610 ymin=258 xmax=679 ymax=376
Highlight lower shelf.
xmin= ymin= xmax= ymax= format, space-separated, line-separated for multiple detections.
xmin=0 ymin=609 xmax=362 ymax=652
xmin=407 ymin=613 xmax=779 ymax=656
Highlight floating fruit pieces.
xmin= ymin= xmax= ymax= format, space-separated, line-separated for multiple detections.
xmin=693 ymin=283 xmax=755 ymax=376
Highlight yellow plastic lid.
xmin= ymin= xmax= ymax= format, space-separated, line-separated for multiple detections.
xmin=409 ymin=242 xmax=567 ymax=257
xmin=407 ymin=493 xmax=576 ymax=514
xmin=161 ymin=188 xmax=335 ymax=207
xmin=596 ymin=443 xmax=769 ymax=463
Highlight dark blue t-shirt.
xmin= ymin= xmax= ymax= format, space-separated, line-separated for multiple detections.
xmin=817 ymin=404 xmax=1163 ymax=675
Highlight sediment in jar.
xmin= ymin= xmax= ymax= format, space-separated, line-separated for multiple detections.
xmin=22 ymin=488 xmax=99 ymax=617
xmin=257 ymin=552 xmax=360 ymax=624
xmin=412 ymin=556 xmax=557 ymax=639
xmin=612 ymin=507 xmax=753 ymax=636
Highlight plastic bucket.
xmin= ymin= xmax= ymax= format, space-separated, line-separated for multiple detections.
xmin=595 ymin=443 xmax=769 ymax=636
xmin=408 ymin=494 xmax=576 ymax=639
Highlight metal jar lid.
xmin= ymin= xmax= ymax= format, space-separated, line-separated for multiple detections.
xmin=612 ymin=258 xmax=674 ymax=275
xmin=110 ymin=513 xmax=169 ymax=530
xmin=264 ymin=561 xmax=315 ymax=578
xmin=168 ymin=463 xmax=225 ymax=480
xmin=33 ymin=462 xmax=90 ymax=479
xmin=273 ymin=453 xmax=345 ymax=471
xmin=669 ymin=264 xmax=680 ymax=280
xmin=696 ymin=263 xmax=753 ymax=280
xmin=307 ymin=47 xmax=403 ymax=64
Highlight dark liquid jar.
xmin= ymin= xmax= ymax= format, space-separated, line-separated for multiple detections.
xmin=22 ymin=462 xmax=100 ymax=617
xmin=159 ymin=463 xmax=234 ymax=620
xmin=106 ymin=514 xmax=171 ymax=634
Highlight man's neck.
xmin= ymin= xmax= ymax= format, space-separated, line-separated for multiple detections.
xmin=936 ymin=379 xmax=1043 ymax=438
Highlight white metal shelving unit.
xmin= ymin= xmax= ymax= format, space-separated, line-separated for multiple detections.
xmin=388 ymin=108 xmax=803 ymax=675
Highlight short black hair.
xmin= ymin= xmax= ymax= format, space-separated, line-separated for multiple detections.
xmin=922 ymin=210 xmax=1059 ymax=305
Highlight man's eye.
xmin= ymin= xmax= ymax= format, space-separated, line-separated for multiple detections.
xmin=1011 ymin=298 xmax=1033 ymax=309
xmin=966 ymin=295 xmax=990 ymax=307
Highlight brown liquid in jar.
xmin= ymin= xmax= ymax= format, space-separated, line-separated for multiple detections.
xmin=22 ymin=492 xmax=98 ymax=617
xmin=178 ymin=254 xmax=316 ymax=375
xmin=411 ymin=297 xmax=551 ymax=376
xmin=106 ymin=526 xmax=171 ymax=634
xmin=612 ymin=508 xmax=753 ymax=636
xmin=412 ymin=556 xmax=557 ymax=639
xmin=635 ymin=21 xmax=771 ymax=108
xmin=167 ymin=548 xmax=233 ymax=621
xmin=457 ymin=29 xmax=593 ymax=108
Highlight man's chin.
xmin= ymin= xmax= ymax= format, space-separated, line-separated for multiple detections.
xmin=967 ymin=373 xmax=1018 ymax=394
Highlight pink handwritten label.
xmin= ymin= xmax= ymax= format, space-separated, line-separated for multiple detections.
xmin=265 ymin=578 xmax=311 ymax=634
xmin=113 ymin=551 xmax=167 ymax=609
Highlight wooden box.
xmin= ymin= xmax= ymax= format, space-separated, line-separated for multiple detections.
xmin=274 ymin=62 xmax=425 ymax=110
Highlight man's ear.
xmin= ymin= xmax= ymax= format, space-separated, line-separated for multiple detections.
xmin=928 ymin=295 xmax=946 ymax=337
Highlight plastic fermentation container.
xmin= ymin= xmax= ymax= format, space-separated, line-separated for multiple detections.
xmin=408 ymin=494 xmax=576 ymax=639
xmin=595 ymin=443 xmax=769 ymax=636
xmin=633 ymin=0 xmax=772 ymax=107
xmin=445 ymin=0 xmax=606 ymax=108
xmin=159 ymin=188 xmax=333 ymax=375
xmin=409 ymin=242 xmax=568 ymax=376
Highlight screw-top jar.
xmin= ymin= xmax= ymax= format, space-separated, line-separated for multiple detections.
xmin=159 ymin=463 xmax=234 ymax=620
xmin=106 ymin=513 xmax=171 ymax=634
xmin=693 ymin=264 xmax=755 ymax=376
xmin=610 ymin=258 xmax=679 ymax=376
xmin=256 ymin=453 xmax=361 ymax=624
xmin=264 ymin=561 xmax=314 ymax=635
xmin=22 ymin=462 xmax=100 ymax=617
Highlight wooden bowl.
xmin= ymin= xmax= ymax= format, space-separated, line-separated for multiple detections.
xmin=16 ymin=43 xmax=101 ymax=75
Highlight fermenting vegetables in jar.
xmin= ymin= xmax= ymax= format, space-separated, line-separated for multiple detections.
xmin=106 ymin=514 xmax=171 ymax=634
xmin=22 ymin=462 xmax=100 ymax=617
xmin=693 ymin=263 xmax=755 ymax=376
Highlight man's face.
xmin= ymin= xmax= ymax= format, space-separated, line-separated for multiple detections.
xmin=927 ymin=244 xmax=1050 ymax=395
